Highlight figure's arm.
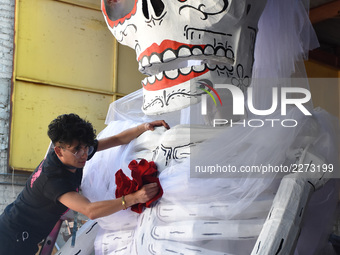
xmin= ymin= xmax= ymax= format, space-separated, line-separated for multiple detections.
xmin=58 ymin=183 xmax=159 ymax=220
xmin=97 ymin=120 xmax=170 ymax=151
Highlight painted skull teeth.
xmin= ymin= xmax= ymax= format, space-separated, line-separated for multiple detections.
xmin=142 ymin=63 xmax=233 ymax=92
xmin=102 ymin=0 xmax=268 ymax=114
xmin=138 ymin=44 xmax=234 ymax=76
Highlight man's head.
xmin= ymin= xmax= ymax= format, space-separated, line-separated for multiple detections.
xmin=48 ymin=114 xmax=96 ymax=169
xmin=48 ymin=113 xmax=96 ymax=146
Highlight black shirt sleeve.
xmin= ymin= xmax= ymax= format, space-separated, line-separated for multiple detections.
xmin=43 ymin=176 xmax=76 ymax=203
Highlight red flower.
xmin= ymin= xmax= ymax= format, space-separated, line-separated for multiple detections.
xmin=115 ymin=159 xmax=163 ymax=213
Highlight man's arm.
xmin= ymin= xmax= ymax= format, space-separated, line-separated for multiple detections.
xmin=97 ymin=120 xmax=170 ymax=151
xmin=58 ymin=183 xmax=159 ymax=220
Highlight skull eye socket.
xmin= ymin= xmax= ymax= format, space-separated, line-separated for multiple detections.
xmin=142 ymin=0 xmax=165 ymax=19
xmin=103 ymin=0 xmax=136 ymax=23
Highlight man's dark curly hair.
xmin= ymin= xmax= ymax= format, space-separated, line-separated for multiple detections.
xmin=48 ymin=113 xmax=96 ymax=146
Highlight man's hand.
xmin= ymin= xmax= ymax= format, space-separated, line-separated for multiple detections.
xmin=143 ymin=120 xmax=170 ymax=131
xmin=129 ymin=183 xmax=160 ymax=205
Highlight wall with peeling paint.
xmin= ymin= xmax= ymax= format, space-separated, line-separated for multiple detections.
xmin=0 ymin=0 xmax=25 ymax=213
xmin=0 ymin=0 xmax=14 ymax=173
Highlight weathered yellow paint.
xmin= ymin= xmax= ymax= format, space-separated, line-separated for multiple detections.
xmin=10 ymin=81 xmax=112 ymax=171
xmin=55 ymin=0 xmax=101 ymax=10
xmin=10 ymin=0 xmax=117 ymax=171
xmin=11 ymin=0 xmax=146 ymax=171
xmin=15 ymin=0 xmax=115 ymax=91
xmin=117 ymin=44 xmax=147 ymax=95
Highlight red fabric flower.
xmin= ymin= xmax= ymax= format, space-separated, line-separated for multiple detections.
xmin=115 ymin=159 xmax=163 ymax=213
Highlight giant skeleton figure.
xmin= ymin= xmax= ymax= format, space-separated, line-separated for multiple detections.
xmin=79 ymin=0 xmax=339 ymax=254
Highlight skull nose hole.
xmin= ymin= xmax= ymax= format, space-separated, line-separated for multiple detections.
xmin=142 ymin=0 xmax=165 ymax=19
xmin=247 ymin=4 xmax=251 ymax=15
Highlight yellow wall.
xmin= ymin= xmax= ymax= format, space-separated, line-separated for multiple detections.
xmin=117 ymin=44 xmax=146 ymax=95
xmin=10 ymin=0 xmax=143 ymax=171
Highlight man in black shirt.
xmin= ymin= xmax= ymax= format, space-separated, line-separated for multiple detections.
xmin=0 ymin=113 xmax=168 ymax=255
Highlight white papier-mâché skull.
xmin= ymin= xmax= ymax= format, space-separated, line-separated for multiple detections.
xmin=102 ymin=0 xmax=267 ymax=115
